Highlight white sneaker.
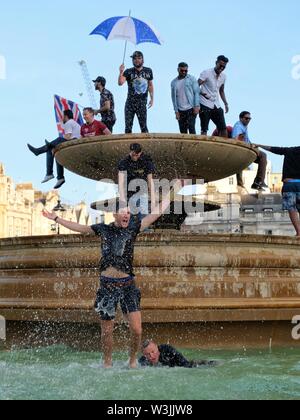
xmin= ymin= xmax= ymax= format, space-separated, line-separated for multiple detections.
xmin=54 ymin=178 xmax=66 ymax=189
xmin=41 ymin=175 xmax=55 ymax=184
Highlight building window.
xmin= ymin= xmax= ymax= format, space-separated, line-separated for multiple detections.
xmin=218 ymin=210 xmax=224 ymax=218
xmin=229 ymin=177 xmax=234 ymax=186
xmin=244 ymin=208 xmax=254 ymax=214
xmin=265 ymin=230 xmax=273 ymax=236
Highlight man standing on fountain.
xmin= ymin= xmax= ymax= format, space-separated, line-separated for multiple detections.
xmin=198 ymin=55 xmax=229 ymax=137
xmin=42 ymin=180 xmax=182 ymax=369
xmin=118 ymin=51 xmax=154 ymax=134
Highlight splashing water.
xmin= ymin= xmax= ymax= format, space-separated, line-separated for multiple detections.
xmin=0 ymin=346 xmax=299 ymax=400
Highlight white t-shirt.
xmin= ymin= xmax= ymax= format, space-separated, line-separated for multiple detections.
xmin=63 ymin=119 xmax=81 ymax=139
xmin=175 ymin=78 xmax=191 ymax=111
xmin=199 ymin=68 xmax=226 ymax=109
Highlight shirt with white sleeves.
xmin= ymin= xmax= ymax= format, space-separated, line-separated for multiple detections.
xmin=63 ymin=119 xmax=81 ymax=139
xmin=199 ymin=68 xmax=226 ymax=109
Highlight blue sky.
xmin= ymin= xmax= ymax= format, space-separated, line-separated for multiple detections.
xmin=1 ymin=0 xmax=300 ymax=206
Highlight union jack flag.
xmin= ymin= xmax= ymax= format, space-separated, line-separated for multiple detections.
xmin=54 ymin=95 xmax=84 ymax=137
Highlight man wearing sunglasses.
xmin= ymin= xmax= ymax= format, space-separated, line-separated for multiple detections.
xmin=198 ymin=55 xmax=229 ymax=137
xmin=171 ymin=62 xmax=200 ymax=134
xmin=232 ymin=111 xmax=268 ymax=191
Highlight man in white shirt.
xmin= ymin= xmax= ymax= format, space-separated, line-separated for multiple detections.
xmin=28 ymin=110 xmax=81 ymax=189
xmin=198 ymin=55 xmax=229 ymax=137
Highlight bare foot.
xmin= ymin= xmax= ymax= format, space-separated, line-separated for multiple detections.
xmin=103 ymin=361 xmax=113 ymax=369
xmin=129 ymin=359 xmax=138 ymax=369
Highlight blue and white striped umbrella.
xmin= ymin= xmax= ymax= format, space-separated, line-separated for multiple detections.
xmin=90 ymin=16 xmax=162 ymax=46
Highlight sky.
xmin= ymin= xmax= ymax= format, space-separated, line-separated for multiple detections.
xmin=1 ymin=0 xmax=300 ymax=208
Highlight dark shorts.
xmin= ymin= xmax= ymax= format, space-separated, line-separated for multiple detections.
xmin=199 ymin=104 xmax=227 ymax=134
xmin=94 ymin=276 xmax=141 ymax=321
xmin=282 ymin=182 xmax=300 ymax=212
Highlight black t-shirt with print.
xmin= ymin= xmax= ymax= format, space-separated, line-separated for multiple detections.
xmin=91 ymin=220 xmax=141 ymax=277
xmin=100 ymin=88 xmax=116 ymax=123
xmin=118 ymin=154 xmax=156 ymax=198
xmin=123 ymin=67 xmax=153 ymax=100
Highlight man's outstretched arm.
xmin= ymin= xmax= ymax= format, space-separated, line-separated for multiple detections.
xmin=141 ymin=180 xmax=182 ymax=231
xmin=42 ymin=210 xmax=94 ymax=234
xmin=253 ymin=144 xmax=273 ymax=152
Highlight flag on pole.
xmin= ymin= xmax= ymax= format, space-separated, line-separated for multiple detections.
xmin=54 ymin=95 xmax=84 ymax=137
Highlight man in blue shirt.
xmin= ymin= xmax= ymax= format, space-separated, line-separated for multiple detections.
xmin=171 ymin=62 xmax=200 ymax=134
xmin=232 ymin=111 xmax=268 ymax=191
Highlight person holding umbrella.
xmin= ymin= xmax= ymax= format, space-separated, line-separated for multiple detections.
xmin=118 ymin=51 xmax=154 ymax=134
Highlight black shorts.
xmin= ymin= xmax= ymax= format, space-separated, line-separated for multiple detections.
xmin=200 ymin=104 xmax=227 ymax=133
xmin=94 ymin=277 xmax=141 ymax=321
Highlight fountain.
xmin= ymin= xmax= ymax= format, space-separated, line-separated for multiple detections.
xmin=1 ymin=134 xmax=300 ymax=351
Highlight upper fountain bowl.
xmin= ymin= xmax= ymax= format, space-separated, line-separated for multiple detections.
xmin=55 ymin=134 xmax=259 ymax=183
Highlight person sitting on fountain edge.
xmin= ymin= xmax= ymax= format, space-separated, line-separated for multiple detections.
xmin=42 ymin=180 xmax=182 ymax=369
xmin=139 ymin=340 xmax=217 ymax=368
xmin=232 ymin=111 xmax=268 ymax=191
xmin=252 ymin=143 xmax=300 ymax=237
xmin=27 ymin=110 xmax=81 ymax=189
xmin=28 ymin=108 xmax=111 ymax=189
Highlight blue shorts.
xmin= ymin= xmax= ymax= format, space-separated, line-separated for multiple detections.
xmin=94 ymin=276 xmax=141 ymax=321
xmin=282 ymin=182 xmax=300 ymax=212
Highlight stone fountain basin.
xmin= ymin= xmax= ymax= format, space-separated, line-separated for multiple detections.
xmin=1 ymin=233 xmax=300 ymax=351
xmin=55 ymin=134 xmax=259 ymax=182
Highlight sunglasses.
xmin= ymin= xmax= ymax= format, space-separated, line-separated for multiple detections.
xmin=243 ymin=117 xmax=252 ymax=121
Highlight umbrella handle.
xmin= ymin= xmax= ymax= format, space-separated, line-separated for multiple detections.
xmin=122 ymin=11 xmax=131 ymax=64
xmin=122 ymin=40 xmax=128 ymax=65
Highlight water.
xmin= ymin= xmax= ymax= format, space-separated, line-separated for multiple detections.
xmin=0 ymin=346 xmax=299 ymax=400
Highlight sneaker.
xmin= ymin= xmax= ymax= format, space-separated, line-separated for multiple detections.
xmin=261 ymin=182 xmax=269 ymax=189
xmin=251 ymin=182 xmax=265 ymax=191
xmin=41 ymin=175 xmax=55 ymax=184
xmin=54 ymin=178 xmax=65 ymax=189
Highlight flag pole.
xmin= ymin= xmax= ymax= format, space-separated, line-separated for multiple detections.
xmin=122 ymin=10 xmax=132 ymax=64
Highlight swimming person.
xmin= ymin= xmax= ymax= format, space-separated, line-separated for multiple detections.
xmin=139 ymin=340 xmax=217 ymax=368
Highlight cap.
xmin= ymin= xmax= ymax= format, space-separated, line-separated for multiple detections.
xmin=93 ymin=76 xmax=106 ymax=86
xmin=131 ymin=51 xmax=144 ymax=59
xmin=130 ymin=143 xmax=142 ymax=153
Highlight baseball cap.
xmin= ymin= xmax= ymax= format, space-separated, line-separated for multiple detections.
xmin=131 ymin=51 xmax=144 ymax=59
xmin=93 ymin=76 xmax=106 ymax=85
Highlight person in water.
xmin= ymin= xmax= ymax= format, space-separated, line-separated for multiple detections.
xmin=42 ymin=181 xmax=182 ymax=369
xmin=139 ymin=340 xmax=217 ymax=368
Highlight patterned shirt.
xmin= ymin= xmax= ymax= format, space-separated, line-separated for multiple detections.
xmin=100 ymin=88 xmax=116 ymax=124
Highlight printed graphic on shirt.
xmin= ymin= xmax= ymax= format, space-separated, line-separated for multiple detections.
xmin=133 ymin=77 xmax=149 ymax=95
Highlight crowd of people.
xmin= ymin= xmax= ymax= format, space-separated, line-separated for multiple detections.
xmin=35 ymin=50 xmax=300 ymax=368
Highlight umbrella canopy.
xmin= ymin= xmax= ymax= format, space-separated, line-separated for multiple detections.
xmin=90 ymin=16 xmax=162 ymax=46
